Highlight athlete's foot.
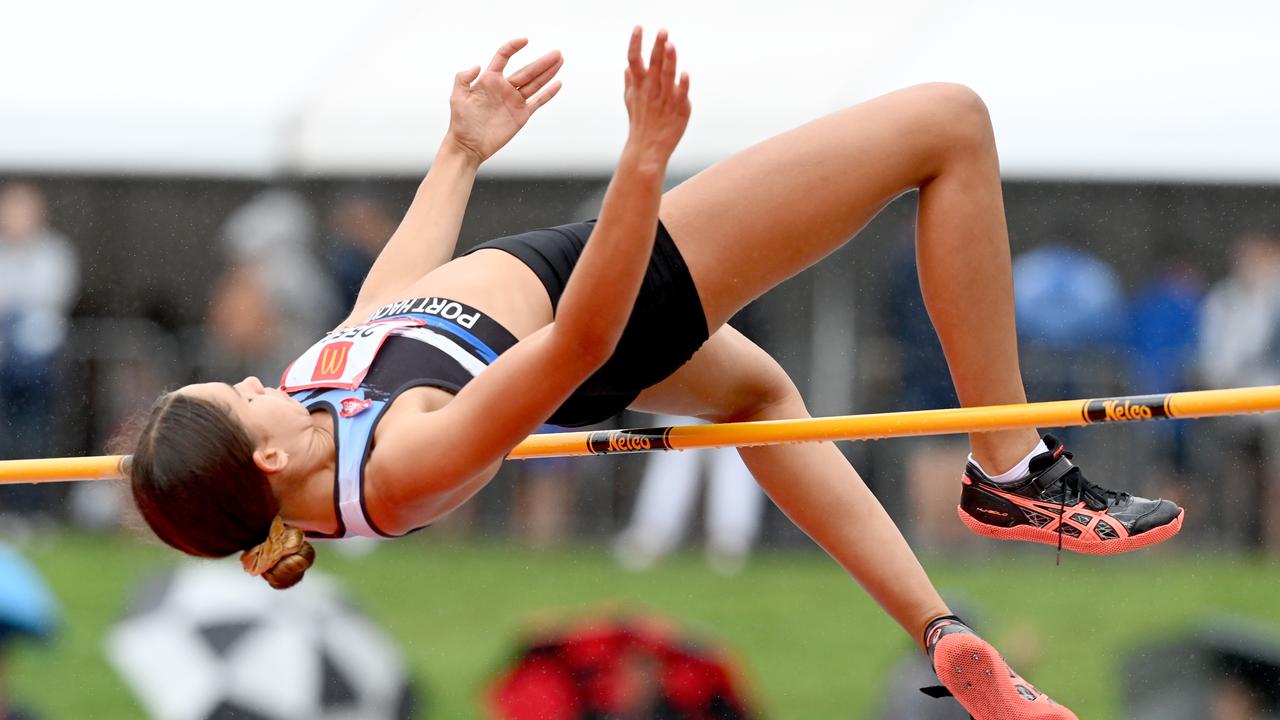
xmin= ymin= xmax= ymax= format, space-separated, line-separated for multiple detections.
xmin=922 ymin=616 xmax=1078 ymax=720
xmin=958 ymin=434 xmax=1184 ymax=555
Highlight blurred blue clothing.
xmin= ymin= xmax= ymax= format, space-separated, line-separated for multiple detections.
xmin=0 ymin=543 xmax=58 ymax=643
xmin=0 ymin=311 xmax=57 ymax=455
xmin=1013 ymin=244 xmax=1126 ymax=349
xmin=1128 ymin=272 xmax=1203 ymax=394
xmin=1127 ymin=271 xmax=1204 ymax=469
xmin=1012 ymin=243 xmax=1124 ymax=445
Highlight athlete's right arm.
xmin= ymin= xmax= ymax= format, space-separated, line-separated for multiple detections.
xmin=372 ymin=29 xmax=690 ymax=524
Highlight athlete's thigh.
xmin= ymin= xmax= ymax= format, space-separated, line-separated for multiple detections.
xmin=659 ymin=82 xmax=983 ymax=330
xmin=630 ymin=325 xmax=797 ymax=421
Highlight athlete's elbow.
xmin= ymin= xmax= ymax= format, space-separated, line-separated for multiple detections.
xmin=573 ymin=329 xmax=617 ymax=370
xmin=552 ymin=322 xmax=616 ymax=371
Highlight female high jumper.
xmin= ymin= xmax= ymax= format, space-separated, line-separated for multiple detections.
xmin=126 ymin=29 xmax=1183 ymax=718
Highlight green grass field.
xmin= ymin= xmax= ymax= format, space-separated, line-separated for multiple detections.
xmin=10 ymin=533 xmax=1280 ymax=719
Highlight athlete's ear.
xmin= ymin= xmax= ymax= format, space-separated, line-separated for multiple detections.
xmin=253 ymin=447 xmax=289 ymax=475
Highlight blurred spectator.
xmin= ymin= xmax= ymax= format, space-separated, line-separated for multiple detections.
xmin=1209 ymin=678 xmax=1261 ymax=720
xmin=1197 ymin=231 xmax=1280 ymax=552
xmin=1013 ymin=235 xmax=1126 ymax=451
xmin=0 ymin=183 xmax=79 ymax=458
xmin=1126 ymin=253 xmax=1204 ymax=506
xmin=0 ymin=182 xmax=79 ymax=520
xmin=0 ymin=543 xmax=60 ymax=720
xmin=325 ymin=187 xmax=397 ymax=317
xmin=1013 ymin=239 xmax=1127 ymax=365
xmin=1125 ymin=620 xmax=1280 ymax=720
xmin=882 ymin=233 xmax=970 ymax=551
xmin=205 ymin=189 xmax=339 ymax=382
xmin=1199 ymin=231 xmax=1280 ymax=390
xmin=614 ymin=415 xmax=765 ymax=575
xmin=1128 ymin=253 xmax=1204 ymax=394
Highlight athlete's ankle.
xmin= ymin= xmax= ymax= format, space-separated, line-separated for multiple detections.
xmin=969 ymin=432 xmax=1045 ymax=480
xmin=922 ymin=614 xmax=968 ymax=654
xmin=970 ymin=438 xmax=1049 ymax=483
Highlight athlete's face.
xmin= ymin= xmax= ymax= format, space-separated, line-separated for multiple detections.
xmin=180 ymin=377 xmax=312 ymax=451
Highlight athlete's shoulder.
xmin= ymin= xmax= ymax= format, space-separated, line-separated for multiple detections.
xmin=363 ymin=399 xmax=483 ymax=532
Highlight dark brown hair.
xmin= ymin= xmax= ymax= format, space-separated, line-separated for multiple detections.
xmin=127 ymin=392 xmax=314 ymax=589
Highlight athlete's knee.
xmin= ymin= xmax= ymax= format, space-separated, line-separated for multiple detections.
xmin=703 ymin=363 xmax=806 ymax=424
xmin=918 ymin=82 xmax=994 ymax=149
xmin=920 ymin=82 xmax=989 ymax=117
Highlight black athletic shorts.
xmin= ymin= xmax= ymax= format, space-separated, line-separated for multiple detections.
xmin=466 ymin=219 xmax=709 ymax=427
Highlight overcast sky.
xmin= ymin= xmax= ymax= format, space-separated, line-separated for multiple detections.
xmin=4 ymin=0 xmax=1278 ymax=181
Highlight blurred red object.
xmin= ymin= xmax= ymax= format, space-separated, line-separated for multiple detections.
xmin=487 ymin=614 xmax=755 ymax=720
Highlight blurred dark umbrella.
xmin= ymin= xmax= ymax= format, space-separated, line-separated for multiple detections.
xmin=105 ymin=562 xmax=419 ymax=720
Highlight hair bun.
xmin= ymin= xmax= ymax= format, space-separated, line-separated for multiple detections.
xmin=262 ymin=535 xmax=315 ymax=590
xmin=241 ymin=517 xmax=316 ymax=590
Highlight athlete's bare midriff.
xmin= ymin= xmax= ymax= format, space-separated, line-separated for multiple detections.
xmin=349 ymin=249 xmax=555 ymax=341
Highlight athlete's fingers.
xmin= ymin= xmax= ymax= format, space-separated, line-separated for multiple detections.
xmin=526 ymin=79 xmax=562 ymax=113
xmin=455 ymin=65 xmax=481 ymax=88
xmin=627 ymin=26 xmax=645 ymax=80
xmin=677 ymin=71 xmax=690 ymax=104
xmin=487 ymin=37 xmax=528 ymax=74
xmin=647 ymin=29 xmax=668 ymax=80
xmin=661 ymin=41 xmax=677 ymax=98
xmin=519 ymin=55 xmax=564 ymax=99
xmin=507 ymin=49 xmax=561 ymax=89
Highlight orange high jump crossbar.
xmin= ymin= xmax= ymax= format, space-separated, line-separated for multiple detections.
xmin=1 ymin=385 xmax=1279 ymax=484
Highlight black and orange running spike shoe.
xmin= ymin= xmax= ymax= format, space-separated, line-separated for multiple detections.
xmin=922 ymin=616 xmax=1078 ymax=720
xmin=958 ymin=434 xmax=1184 ymax=555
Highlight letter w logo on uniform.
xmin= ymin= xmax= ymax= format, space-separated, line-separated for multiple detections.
xmin=311 ymin=341 xmax=353 ymax=382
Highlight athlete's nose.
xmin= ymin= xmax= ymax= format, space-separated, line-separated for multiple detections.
xmin=239 ymin=376 xmax=266 ymax=394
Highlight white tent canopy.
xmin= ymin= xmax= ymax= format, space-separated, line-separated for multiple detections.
xmin=4 ymin=0 xmax=1279 ymax=182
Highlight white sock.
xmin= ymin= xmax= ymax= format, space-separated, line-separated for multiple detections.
xmin=969 ymin=438 xmax=1049 ymax=484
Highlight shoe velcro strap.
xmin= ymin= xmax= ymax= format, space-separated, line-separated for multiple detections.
xmin=1033 ymin=456 xmax=1074 ymax=494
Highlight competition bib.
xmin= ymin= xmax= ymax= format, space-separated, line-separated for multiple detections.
xmin=280 ymin=318 xmax=425 ymax=392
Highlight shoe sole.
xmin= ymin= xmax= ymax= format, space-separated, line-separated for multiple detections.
xmin=958 ymin=507 xmax=1184 ymax=555
xmin=933 ymin=633 xmax=1078 ymax=720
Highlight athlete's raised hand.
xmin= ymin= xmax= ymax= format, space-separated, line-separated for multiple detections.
xmin=447 ymin=38 xmax=563 ymax=163
xmin=623 ymin=27 xmax=691 ymax=163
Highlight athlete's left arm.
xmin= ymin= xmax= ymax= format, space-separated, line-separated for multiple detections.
xmin=349 ymin=39 xmax=564 ymax=316
xmin=369 ymin=29 xmax=686 ymax=530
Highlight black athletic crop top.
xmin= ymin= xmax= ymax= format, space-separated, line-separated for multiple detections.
xmin=280 ymin=297 xmax=517 ymax=538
